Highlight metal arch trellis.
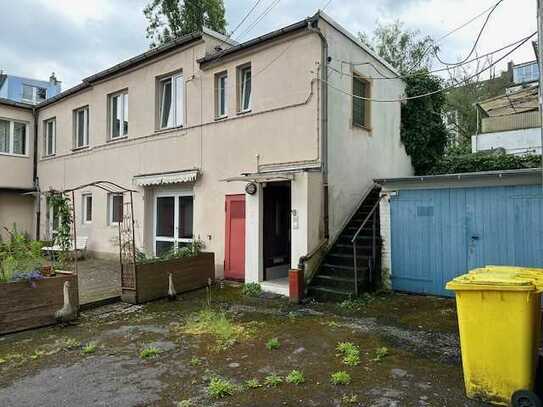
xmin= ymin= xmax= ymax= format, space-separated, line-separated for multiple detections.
xmin=60 ymin=181 xmax=138 ymax=289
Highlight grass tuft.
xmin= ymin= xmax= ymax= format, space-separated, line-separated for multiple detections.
xmin=372 ymin=346 xmax=389 ymax=362
xmin=330 ymin=371 xmax=351 ymax=385
xmin=336 ymin=342 xmax=361 ymax=366
xmin=82 ymin=342 xmax=98 ymax=355
xmin=244 ymin=378 xmax=262 ymax=389
xmin=189 ymin=356 xmax=202 ymax=366
xmin=140 ymin=346 xmax=161 ymax=359
xmin=207 ymin=377 xmax=236 ymax=398
xmin=285 ymin=370 xmax=305 ymax=385
xmin=264 ymin=373 xmax=283 ymax=387
xmin=241 ymin=282 xmax=262 ymax=297
xmin=265 ymin=337 xmax=280 ymax=350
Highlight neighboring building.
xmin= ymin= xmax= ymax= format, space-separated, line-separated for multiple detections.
xmin=0 ymin=72 xmax=61 ymax=104
xmin=507 ymin=60 xmax=539 ymax=94
xmin=472 ymin=85 xmax=541 ymax=155
xmin=0 ymin=12 xmax=412 ymax=294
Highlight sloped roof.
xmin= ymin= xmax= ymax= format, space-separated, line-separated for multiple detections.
xmin=0 ymin=97 xmax=34 ymax=110
xmin=477 ymin=86 xmax=539 ymax=117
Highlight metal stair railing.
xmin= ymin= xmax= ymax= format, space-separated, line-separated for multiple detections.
xmin=351 ymin=194 xmax=386 ymax=296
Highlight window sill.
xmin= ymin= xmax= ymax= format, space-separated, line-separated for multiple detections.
xmin=236 ymin=109 xmax=252 ymax=116
xmin=353 ymin=123 xmax=372 ymax=132
xmin=42 ymin=154 xmax=56 ymax=159
xmin=0 ymin=152 xmax=29 ymax=158
xmin=72 ymin=145 xmax=90 ymax=152
xmin=215 ymin=115 xmax=228 ymax=121
xmin=107 ymin=135 xmax=128 ymax=144
xmin=154 ymin=125 xmax=184 ymax=135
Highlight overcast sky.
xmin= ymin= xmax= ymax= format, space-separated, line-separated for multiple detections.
xmin=0 ymin=0 xmax=537 ymax=90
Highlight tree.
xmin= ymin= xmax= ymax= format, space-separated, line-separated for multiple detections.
xmin=361 ymin=22 xmax=448 ymax=174
xmin=359 ymin=20 xmax=434 ymax=73
xmin=144 ymin=0 xmax=227 ymax=48
xmin=401 ymin=71 xmax=449 ymax=174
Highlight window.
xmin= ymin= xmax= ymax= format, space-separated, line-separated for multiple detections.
xmin=109 ymin=193 xmax=124 ymax=224
xmin=0 ymin=119 xmax=28 ymax=156
xmin=48 ymin=200 xmax=60 ymax=239
xmin=513 ymin=63 xmax=539 ymax=84
xmin=238 ymin=66 xmax=252 ymax=112
xmin=110 ymin=91 xmax=128 ymax=139
xmin=82 ymin=194 xmax=92 ymax=223
xmin=44 ymin=118 xmax=56 ymax=157
xmin=215 ymin=72 xmax=228 ymax=118
xmin=352 ymin=74 xmax=370 ymax=129
xmin=73 ymin=106 xmax=89 ymax=148
xmin=22 ymin=84 xmax=47 ymax=104
xmin=159 ymin=73 xmax=184 ymax=129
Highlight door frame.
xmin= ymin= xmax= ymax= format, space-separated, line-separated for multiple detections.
xmin=153 ymin=189 xmax=194 ymax=256
xmin=224 ymin=194 xmax=246 ymax=281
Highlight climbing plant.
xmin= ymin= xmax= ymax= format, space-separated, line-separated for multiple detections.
xmin=47 ymin=192 xmax=73 ymax=269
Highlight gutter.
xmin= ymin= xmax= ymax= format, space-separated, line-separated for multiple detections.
xmin=32 ymin=107 xmax=41 ymax=239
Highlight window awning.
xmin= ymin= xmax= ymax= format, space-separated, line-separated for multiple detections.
xmin=133 ymin=169 xmax=199 ymax=187
xmin=221 ymin=171 xmax=296 ymax=183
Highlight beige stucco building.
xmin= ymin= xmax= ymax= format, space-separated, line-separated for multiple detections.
xmin=0 ymin=12 xmax=412 ymax=294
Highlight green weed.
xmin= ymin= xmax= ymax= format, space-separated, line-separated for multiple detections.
xmin=189 ymin=356 xmax=202 ymax=366
xmin=338 ymin=294 xmax=374 ymax=311
xmin=265 ymin=337 xmax=280 ymax=350
xmin=244 ymin=378 xmax=262 ymax=389
xmin=264 ymin=373 xmax=283 ymax=387
xmin=207 ymin=377 xmax=236 ymax=398
xmin=241 ymin=282 xmax=262 ymax=297
xmin=82 ymin=342 xmax=97 ymax=355
xmin=341 ymin=393 xmax=359 ymax=404
xmin=285 ymin=370 xmax=305 ymax=385
xmin=372 ymin=346 xmax=389 ymax=362
xmin=177 ymin=400 xmax=193 ymax=407
xmin=330 ymin=371 xmax=351 ymax=385
xmin=336 ymin=342 xmax=361 ymax=366
xmin=139 ymin=346 xmax=161 ymax=359
xmin=30 ymin=350 xmax=45 ymax=360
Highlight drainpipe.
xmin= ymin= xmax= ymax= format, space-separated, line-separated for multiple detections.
xmin=32 ymin=107 xmax=40 ymax=239
xmin=307 ymin=15 xmax=329 ymax=238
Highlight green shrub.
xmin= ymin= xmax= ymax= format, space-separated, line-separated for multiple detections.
xmin=82 ymin=342 xmax=97 ymax=355
xmin=372 ymin=347 xmax=389 ymax=362
xmin=0 ymin=227 xmax=44 ymax=283
xmin=430 ymin=151 xmax=541 ymax=175
xmin=265 ymin=337 xmax=280 ymax=350
xmin=241 ymin=282 xmax=262 ymax=297
xmin=207 ymin=377 xmax=236 ymax=398
xmin=264 ymin=373 xmax=283 ymax=387
xmin=285 ymin=370 xmax=305 ymax=385
xmin=189 ymin=356 xmax=202 ymax=366
xmin=330 ymin=371 xmax=351 ymax=385
xmin=338 ymin=294 xmax=374 ymax=311
xmin=140 ymin=346 xmax=161 ymax=359
xmin=136 ymin=240 xmax=205 ymax=264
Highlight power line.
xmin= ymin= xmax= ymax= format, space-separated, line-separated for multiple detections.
xmin=235 ymin=0 xmax=282 ymax=41
xmin=228 ymin=0 xmax=265 ymax=39
xmin=433 ymin=0 xmax=505 ymax=66
xmin=329 ymin=32 xmax=536 ymax=80
xmin=321 ymin=0 xmax=334 ymax=11
xmin=405 ymin=0 xmax=506 ymax=73
xmin=322 ymin=31 xmax=535 ymax=103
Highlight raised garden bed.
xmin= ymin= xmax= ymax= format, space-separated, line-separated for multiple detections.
xmin=0 ymin=272 xmax=79 ymax=335
xmin=121 ymin=252 xmax=215 ymax=304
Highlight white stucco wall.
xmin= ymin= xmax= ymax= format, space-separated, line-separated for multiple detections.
xmin=0 ymin=192 xmax=35 ymax=240
xmin=319 ymin=18 xmax=413 ymax=241
xmin=471 ymin=128 xmax=542 ymax=155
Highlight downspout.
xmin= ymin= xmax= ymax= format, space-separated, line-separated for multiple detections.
xmin=307 ymin=15 xmax=329 ymax=238
xmin=32 ymin=107 xmax=41 ymax=239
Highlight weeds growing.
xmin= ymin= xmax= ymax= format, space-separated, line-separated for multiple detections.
xmin=207 ymin=377 xmax=236 ymax=398
xmin=336 ymin=342 xmax=361 ymax=366
xmin=241 ymin=282 xmax=262 ymax=297
xmin=140 ymin=346 xmax=161 ymax=359
xmin=265 ymin=337 xmax=280 ymax=350
xmin=372 ymin=346 xmax=389 ymax=362
xmin=82 ymin=342 xmax=97 ymax=355
xmin=244 ymin=378 xmax=262 ymax=389
xmin=330 ymin=371 xmax=351 ymax=385
xmin=264 ymin=373 xmax=283 ymax=387
xmin=285 ymin=370 xmax=305 ymax=385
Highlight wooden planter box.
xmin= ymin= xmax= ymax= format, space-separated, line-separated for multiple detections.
xmin=0 ymin=273 xmax=79 ymax=335
xmin=121 ymin=252 xmax=215 ymax=304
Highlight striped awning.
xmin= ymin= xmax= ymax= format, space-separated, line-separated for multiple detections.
xmin=133 ymin=170 xmax=199 ymax=187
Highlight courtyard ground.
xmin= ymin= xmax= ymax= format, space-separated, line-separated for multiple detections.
xmin=0 ymin=286 xmax=484 ymax=407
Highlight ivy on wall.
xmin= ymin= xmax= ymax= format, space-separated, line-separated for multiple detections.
xmin=429 ymin=151 xmax=541 ymax=175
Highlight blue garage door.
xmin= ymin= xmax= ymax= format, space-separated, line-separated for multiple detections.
xmin=390 ymin=185 xmax=543 ymax=296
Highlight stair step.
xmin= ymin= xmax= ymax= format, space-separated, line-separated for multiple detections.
xmin=307 ymin=285 xmax=354 ymax=302
xmin=311 ymin=274 xmax=356 ymax=291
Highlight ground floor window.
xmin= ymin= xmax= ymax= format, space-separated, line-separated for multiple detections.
xmin=154 ymin=192 xmax=194 ymax=256
xmin=109 ymin=193 xmax=124 ymax=224
xmin=82 ymin=194 xmax=92 ymax=223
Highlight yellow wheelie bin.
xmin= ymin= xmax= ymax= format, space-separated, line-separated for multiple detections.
xmin=446 ymin=270 xmax=543 ymax=406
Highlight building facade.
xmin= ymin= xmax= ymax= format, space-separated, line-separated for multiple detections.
xmin=1 ymin=12 xmax=412 ymax=293
xmin=0 ymin=72 xmax=61 ymax=104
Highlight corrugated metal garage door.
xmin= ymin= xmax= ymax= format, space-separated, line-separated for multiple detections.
xmin=390 ymin=185 xmax=543 ymax=296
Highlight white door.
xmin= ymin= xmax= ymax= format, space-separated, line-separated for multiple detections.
xmin=154 ymin=191 xmax=194 ymax=256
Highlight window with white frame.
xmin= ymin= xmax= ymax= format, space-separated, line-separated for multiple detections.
xmin=215 ymin=72 xmax=228 ymax=118
xmin=22 ymin=84 xmax=47 ymax=104
xmin=0 ymin=119 xmax=28 ymax=156
xmin=109 ymin=193 xmax=124 ymax=224
xmin=110 ymin=91 xmax=128 ymax=139
xmin=48 ymin=200 xmax=60 ymax=239
xmin=82 ymin=194 xmax=93 ymax=224
xmin=158 ymin=73 xmax=184 ymax=129
xmin=73 ymin=106 xmax=89 ymax=148
xmin=238 ymin=65 xmax=252 ymax=112
xmin=44 ymin=118 xmax=56 ymax=157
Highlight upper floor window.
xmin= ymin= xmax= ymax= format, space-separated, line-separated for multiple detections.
xmin=73 ymin=106 xmax=89 ymax=149
xmin=159 ymin=73 xmax=184 ymax=129
xmin=82 ymin=193 xmax=93 ymax=224
xmin=352 ymin=74 xmax=370 ymax=129
xmin=0 ymin=119 xmax=28 ymax=156
xmin=238 ymin=65 xmax=252 ymax=112
xmin=215 ymin=72 xmax=228 ymax=118
xmin=22 ymin=84 xmax=47 ymax=104
xmin=110 ymin=91 xmax=128 ymax=140
xmin=44 ymin=118 xmax=56 ymax=157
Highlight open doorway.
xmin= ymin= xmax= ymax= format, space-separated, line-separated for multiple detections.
xmin=263 ymin=181 xmax=291 ymax=282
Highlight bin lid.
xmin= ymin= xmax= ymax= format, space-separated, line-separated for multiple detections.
xmin=475 ymin=266 xmax=543 ymax=291
xmin=446 ymin=271 xmax=538 ymax=292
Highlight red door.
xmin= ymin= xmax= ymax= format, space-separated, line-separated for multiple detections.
xmin=224 ymin=195 xmax=246 ymax=281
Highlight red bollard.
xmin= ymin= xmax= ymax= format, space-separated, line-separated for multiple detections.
xmin=289 ymin=268 xmax=304 ymax=303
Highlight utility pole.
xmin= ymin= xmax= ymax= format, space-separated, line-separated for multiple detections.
xmin=538 ymin=0 xmax=543 ymax=187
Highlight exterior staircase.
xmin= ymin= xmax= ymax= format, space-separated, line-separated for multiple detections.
xmin=307 ymin=186 xmax=382 ymax=302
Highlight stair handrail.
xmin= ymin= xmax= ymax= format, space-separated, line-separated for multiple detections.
xmin=351 ymin=193 xmax=386 ymax=296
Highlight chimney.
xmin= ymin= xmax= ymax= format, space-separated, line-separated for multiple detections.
xmin=49 ymin=72 xmax=61 ymax=92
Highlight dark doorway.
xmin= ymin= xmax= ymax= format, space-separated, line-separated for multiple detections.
xmin=263 ymin=181 xmax=291 ymax=281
